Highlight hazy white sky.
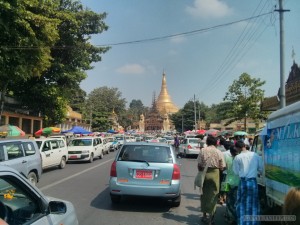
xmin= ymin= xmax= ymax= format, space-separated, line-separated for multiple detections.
xmin=80 ymin=0 xmax=300 ymax=108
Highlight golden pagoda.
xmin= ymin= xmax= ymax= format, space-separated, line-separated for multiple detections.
xmin=156 ymin=72 xmax=179 ymax=114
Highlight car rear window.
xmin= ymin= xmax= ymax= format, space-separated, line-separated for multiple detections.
xmin=118 ymin=145 xmax=172 ymax=163
xmin=189 ymin=139 xmax=199 ymax=144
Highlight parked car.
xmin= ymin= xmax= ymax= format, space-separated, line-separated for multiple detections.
xmin=104 ymin=136 xmax=120 ymax=152
xmin=178 ymin=138 xmax=201 ymax=157
xmin=109 ymin=142 xmax=181 ymax=207
xmin=114 ymin=135 xmax=125 ymax=146
xmin=0 ymin=165 xmax=78 ymax=225
xmin=0 ymin=139 xmax=42 ymax=186
xmin=67 ymin=137 xmax=104 ymax=163
xmin=101 ymin=137 xmax=110 ymax=155
xmin=163 ymin=136 xmax=175 ymax=145
xmin=35 ymin=138 xmax=68 ymax=170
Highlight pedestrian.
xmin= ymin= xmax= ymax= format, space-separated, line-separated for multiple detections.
xmin=224 ymin=145 xmax=240 ymax=225
xmin=174 ymin=134 xmax=179 ymax=148
xmin=282 ymin=187 xmax=300 ymax=225
xmin=217 ymin=137 xmax=227 ymax=205
xmin=233 ymin=140 xmax=263 ymax=225
xmin=197 ymin=135 xmax=225 ymax=225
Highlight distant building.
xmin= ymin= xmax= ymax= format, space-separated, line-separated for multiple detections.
xmin=139 ymin=72 xmax=179 ymax=133
xmin=0 ymin=94 xmax=42 ymax=135
xmin=261 ymin=60 xmax=300 ymax=111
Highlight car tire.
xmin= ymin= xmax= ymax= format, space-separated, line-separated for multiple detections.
xmin=183 ymin=150 xmax=187 ymax=158
xmin=110 ymin=195 xmax=121 ymax=203
xmin=27 ymin=172 xmax=38 ymax=186
xmin=172 ymin=194 xmax=181 ymax=207
xmin=89 ymin=153 xmax=94 ymax=163
xmin=59 ymin=156 xmax=66 ymax=169
xmin=99 ymin=151 xmax=104 ymax=159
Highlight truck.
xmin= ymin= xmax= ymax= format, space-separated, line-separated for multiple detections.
xmin=252 ymin=101 xmax=300 ymax=210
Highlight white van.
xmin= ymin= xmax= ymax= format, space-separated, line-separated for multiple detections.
xmin=67 ymin=137 xmax=104 ymax=163
xmin=252 ymin=101 xmax=300 ymax=208
xmin=35 ymin=138 xmax=68 ymax=170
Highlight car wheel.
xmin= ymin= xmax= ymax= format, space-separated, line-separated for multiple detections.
xmin=59 ymin=156 xmax=66 ymax=169
xmin=110 ymin=194 xmax=121 ymax=203
xmin=27 ymin=172 xmax=38 ymax=186
xmin=99 ymin=151 xmax=104 ymax=159
xmin=89 ymin=153 xmax=94 ymax=163
xmin=183 ymin=150 xmax=187 ymax=158
xmin=172 ymin=194 xmax=181 ymax=207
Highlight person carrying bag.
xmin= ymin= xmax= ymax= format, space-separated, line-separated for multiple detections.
xmin=194 ymin=155 xmax=211 ymax=195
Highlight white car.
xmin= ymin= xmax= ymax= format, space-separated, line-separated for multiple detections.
xmin=0 ymin=165 xmax=78 ymax=225
xmin=102 ymin=137 xmax=114 ymax=154
xmin=67 ymin=137 xmax=104 ymax=163
xmin=178 ymin=138 xmax=201 ymax=157
xmin=35 ymin=138 xmax=68 ymax=170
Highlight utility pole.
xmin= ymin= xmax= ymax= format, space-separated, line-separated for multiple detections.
xmin=276 ymin=0 xmax=290 ymax=108
xmin=194 ymin=94 xmax=197 ymax=131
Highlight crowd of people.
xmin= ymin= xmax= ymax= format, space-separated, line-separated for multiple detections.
xmin=196 ymin=134 xmax=298 ymax=225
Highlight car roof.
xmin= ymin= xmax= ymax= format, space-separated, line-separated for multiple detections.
xmin=122 ymin=142 xmax=170 ymax=147
xmin=0 ymin=139 xmax=36 ymax=144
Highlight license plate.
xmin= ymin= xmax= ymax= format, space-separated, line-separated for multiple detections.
xmin=70 ymin=155 xmax=77 ymax=159
xmin=135 ymin=170 xmax=153 ymax=179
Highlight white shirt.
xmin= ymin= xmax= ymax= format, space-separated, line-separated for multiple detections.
xmin=233 ymin=150 xmax=263 ymax=178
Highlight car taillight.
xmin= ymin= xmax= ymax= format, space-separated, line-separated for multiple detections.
xmin=172 ymin=164 xmax=181 ymax=180
xmin=187 ymin=145 xmax=192 ymax=149
xmin=110 ymin=161 xmax=117 ymax=177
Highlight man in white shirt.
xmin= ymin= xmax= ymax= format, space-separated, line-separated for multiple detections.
xmin=233 ymin=140 xmax=263 ymax=225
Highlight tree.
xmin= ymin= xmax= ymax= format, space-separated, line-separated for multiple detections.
xmin=85 ymin=86 xmax=126 ymax=131
xmin=223 ymin=73 xmax=268 ymax=130
xmin=128 ymin=99 xmax=145 ymax=123
xmin=6 ymin=0 xmax=109 ymax=126
xmin=0 ymin=0 xmax=61 ymax=124
xmin=170 ymin=100 xmax=208 ymax=132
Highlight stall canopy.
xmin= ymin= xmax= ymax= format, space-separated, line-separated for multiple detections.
xmin=62 ymin=126 xmax=92 ymax=134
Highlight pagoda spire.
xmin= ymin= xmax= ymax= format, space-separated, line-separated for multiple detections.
xmin=156 ymin=71 xmax=178 ymax=114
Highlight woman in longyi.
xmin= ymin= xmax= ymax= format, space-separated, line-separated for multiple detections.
xmin=197 ymin=135 xmax=225 ymax=225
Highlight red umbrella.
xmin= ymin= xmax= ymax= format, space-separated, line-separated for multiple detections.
xmin=197 ymin=129 xmax=206 ymax=135
xmin=205 ymin=129 xmax=220 ymax=137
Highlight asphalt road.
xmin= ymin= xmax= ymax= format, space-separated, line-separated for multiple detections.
xmin=37 ymin=150 xmax=226 ymax=225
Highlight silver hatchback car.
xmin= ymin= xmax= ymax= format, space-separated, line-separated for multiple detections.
xmin=109 ymin=142 xmax=181 ymax=207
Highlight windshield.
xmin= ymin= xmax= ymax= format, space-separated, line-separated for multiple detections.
xmin=115 ymin=136 xmax=124 ymax=141
xmin=69 ymin=139 xmax=92 ymax=146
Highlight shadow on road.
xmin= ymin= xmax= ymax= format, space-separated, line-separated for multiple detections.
xmin=90 ymin=187 xmax=172 ymax=213
xmin=162 ymin=213 xmax=200 ymax=225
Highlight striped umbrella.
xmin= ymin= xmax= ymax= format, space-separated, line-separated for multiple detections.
xmin=35 ymin=127 xmax=61 ymax=136
xmin=0 ymin=124 xmax=25 ymax=137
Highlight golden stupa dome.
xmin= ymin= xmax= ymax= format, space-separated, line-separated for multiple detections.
xmin=156 ymin=72 xmax=179 ymax=114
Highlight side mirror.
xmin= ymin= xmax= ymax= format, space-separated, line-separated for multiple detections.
xmin=49 ymin=201 xmax=67 ymax=214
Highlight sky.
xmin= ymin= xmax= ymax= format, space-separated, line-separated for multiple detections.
xmin=79 ymin=0 xmax=300 ymax=109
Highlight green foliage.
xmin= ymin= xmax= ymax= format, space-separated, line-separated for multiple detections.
xmin=223 ymin=73 xmax=268 ymax=127
xmin=128 ymin=99 xmax=145 ymax=122
xmin=2 ymin=0 xmax=109 ymax=126
xmin=170 ymin=100 xmax=207 ymax=132
xmin=85 ymin=86 xmax=126 ymax=131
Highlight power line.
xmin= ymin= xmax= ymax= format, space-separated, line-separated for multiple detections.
xmin=196 ymin=1 xmax=277 ymax=103
xmin=0 ymin=11 xmax=274 ymax=50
